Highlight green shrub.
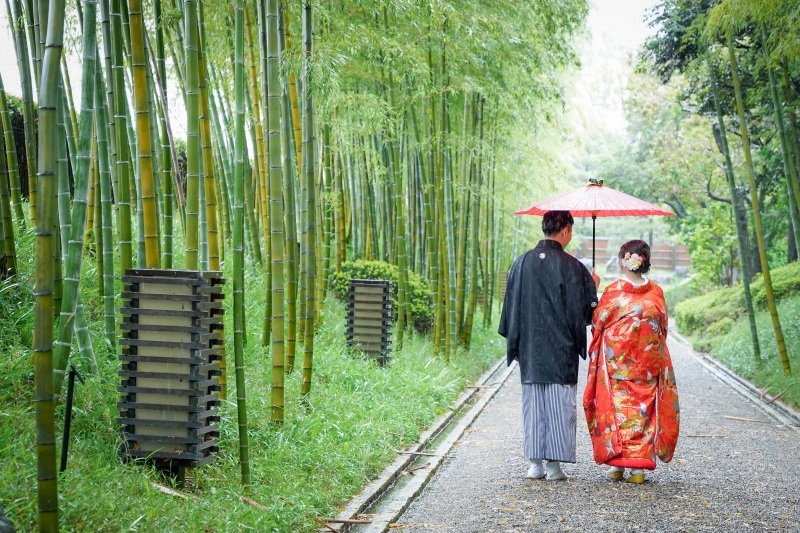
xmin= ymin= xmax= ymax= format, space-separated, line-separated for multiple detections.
xmin=749 ymin=262 xmax=800 ymax=309
xmin=674 ymin=286 xmax=742 ymax=337
xmin=663 ymin=280 xmax=701 ymax=312
xmin=332 ymin=260 xmax=434 ymax=332
xmin=674 ymin=262 xmax=800 ymax=341
xmin=706 ymin=316 xmax=733 ymax=338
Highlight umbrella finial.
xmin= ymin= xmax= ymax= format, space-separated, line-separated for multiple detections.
xmin=588 ymin=177 xmax=604 ymax=187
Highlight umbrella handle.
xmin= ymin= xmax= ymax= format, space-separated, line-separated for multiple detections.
xmin=592 ymin=215 xmax=597 ymax=270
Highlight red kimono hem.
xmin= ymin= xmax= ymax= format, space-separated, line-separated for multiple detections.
xmin=606 ymin=458 xmax=656 ymax=471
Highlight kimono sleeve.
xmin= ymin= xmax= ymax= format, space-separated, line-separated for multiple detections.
xmin=498 ymin=254 xmax=524 ymax=367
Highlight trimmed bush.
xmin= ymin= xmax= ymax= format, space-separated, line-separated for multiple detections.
xmin=332 ymin=260 xmax=434 ymax=332
xmin=706 ymin=316 xmax=734 ymax=338
xmin=749 ymin=261 xmax=800 ymax=309
xmin=674 ymin=286 xmax=742 ymax=337
xmin=663 ymin=280 xmax=701 ymax=313
xmin=673 ymin=262 xmax=800 ymax=338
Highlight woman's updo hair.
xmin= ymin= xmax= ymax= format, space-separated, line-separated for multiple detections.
xmin=618 ymin=240 xmax=651 ymax=274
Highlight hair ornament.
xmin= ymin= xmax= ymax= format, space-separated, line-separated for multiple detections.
xmin=623 ymin=252 xmax=644 ymax=272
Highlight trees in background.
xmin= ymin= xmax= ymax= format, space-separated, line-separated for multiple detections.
xmin=594 ymin=0 xmax=800 ymax=375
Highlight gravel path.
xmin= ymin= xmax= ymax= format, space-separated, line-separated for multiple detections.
xmin=393 ymin=332 xmax=800 ymax=532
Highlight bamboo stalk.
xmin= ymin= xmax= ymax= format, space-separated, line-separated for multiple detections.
xmin=53 ymin=0 xmax=99 ymax=393
xmin=266 ymin=0 xmax=285 ymax=419
xmin=184 ymin=0 xmax=201 ymax=269
xmin=300 ymin=0 xmax=315 ymax=395
xmin=727 ymin=35 xmax=790 ymax=375
xmin=9 ymin=0 xmax=37 ymax=222
xmin=707 ymin=53 xmax=760 ymax=363
xmin=759 ymin=25 xmax=800 ymax=258
xmin=232 ymin=0 xmax=251 ymax=488
xmin=278 ymin=3 xmax=298 ymax=369
xmin=461 ymin=94 xmax=483 ymax=348
xmin=33 ymin=0 xmax=68 ymax=525
xmin=94 ymin=66 xmax=116 ymax=353
xmin=0 ymin=115 xmax=16 ymax=275
xmin=110 ymin=0 xmax=133 ymax=275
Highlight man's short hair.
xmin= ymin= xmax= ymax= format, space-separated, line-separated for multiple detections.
xmin=542 ymin=210 xmax=574 ymax=237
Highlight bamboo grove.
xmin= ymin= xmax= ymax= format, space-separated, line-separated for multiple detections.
xmin=0 ymin=0 xmax=587 ymax=529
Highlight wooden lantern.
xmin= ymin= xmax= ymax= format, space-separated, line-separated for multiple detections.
xmin=346 ymin=279 xmax=393 ymax=365
xmin=117 ymin=269 xmax=224 ymax=470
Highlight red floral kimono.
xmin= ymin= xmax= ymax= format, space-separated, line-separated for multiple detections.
xmin=583 ymin=278 xmax=680 ymax=470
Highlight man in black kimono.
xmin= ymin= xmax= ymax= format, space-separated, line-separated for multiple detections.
xmin=498 ymin=210 xmax=599 ymax=481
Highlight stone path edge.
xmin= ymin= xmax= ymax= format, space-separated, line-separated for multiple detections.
xmin=670 ymin=328 xmax=800 ymax=432
xmin=327 ymin=357 xmax=514 ymax=532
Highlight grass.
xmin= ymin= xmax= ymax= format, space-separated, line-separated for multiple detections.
xmin=0 ymin=223 xmax=504 ymax=532
xmin=670 ymin=262 xmax=800 ymax=411
xmin=695 ymin=292 xmax=800 ymax=409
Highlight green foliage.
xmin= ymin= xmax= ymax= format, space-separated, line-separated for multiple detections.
xmin=749 ymin=261 xmax=800 ymax=309
xmin=675 ymin=262 xmax=800 ymax=338
xmin=706 ymin=316 xmax=734 ymax=337
xmin=597 ymin=0 xmax=800 ymax=301
xmin=675 ymin=285 xmax=742 ymax=337
xmin=0 ymin=226 xmax=35 ymax=400
xmin=699 ymin=292 xmax=800 ymax=410
xmin=663 ymin=280 xmax=701 ymax=312
xmin=331 ymin=260 xmax=433 ymax=332
xmin=677 ymin=202 xmax=739 ymax=287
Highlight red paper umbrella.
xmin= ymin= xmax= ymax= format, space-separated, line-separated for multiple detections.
xmin=515 ymin=178 xmax=675 ymax=266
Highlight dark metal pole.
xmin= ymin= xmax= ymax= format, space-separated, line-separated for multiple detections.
xmin=60 ymin=364 xmax=85 ymax=472
xmin=592 ymin=215 xmax=597 ymax=270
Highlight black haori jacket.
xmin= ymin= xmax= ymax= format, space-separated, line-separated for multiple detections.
xmin=498 ymin=239 xmax=598 ymax=385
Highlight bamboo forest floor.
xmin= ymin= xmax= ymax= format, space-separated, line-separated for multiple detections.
xmin=339 ymin=329 xmax=800 ymax=532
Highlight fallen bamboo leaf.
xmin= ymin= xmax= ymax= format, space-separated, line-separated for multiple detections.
xmin=685 ymin=434 xmax=725 ymax=438
xmin=240 ymin=495 xmax=267 ymax=511
xmin=314 ymin=517 xmax=338 ymax=532
xmin=150 ymin=482 xmax=188 ymax=500
xmin=766 ymin=382 xmax=799 ymax=404
xmin=758 ymin=387 xmax=771 ymax=399
xmin=397 ymin=451 xmax=452 ymax=458
xmin=723 ymin=415 xmax=770 ymax=424
xmin=401 ymin=461 xmax=431 ymax=476
xmin=389 ymin=524 xmax=443 ymax=530
xmin=766 ymin=392 xmax=786 ymax=404
xmin=321 ymin=518 xmax=373 ymax=524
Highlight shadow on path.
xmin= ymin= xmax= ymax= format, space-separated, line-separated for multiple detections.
xmin=392 ymin=333 xmax=800 ymax=532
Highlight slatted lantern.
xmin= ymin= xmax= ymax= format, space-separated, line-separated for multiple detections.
xmin=117 ymin=269 xmax=224 ymax=471
xmin=346 ymin=279 xmax=393 ymax=365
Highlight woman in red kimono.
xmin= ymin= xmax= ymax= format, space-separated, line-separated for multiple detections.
xmin=583 ymin=240 xmax=679 ymax=484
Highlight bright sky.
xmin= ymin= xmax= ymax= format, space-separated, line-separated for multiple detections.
xmin=571 ymin=0 xmax=659 ymax=133
xmin=1 ymin=5 xmax=25 ymax=97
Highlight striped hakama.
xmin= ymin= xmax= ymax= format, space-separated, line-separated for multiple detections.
xmin=521 ymin=382 xmax=577 ymax=463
